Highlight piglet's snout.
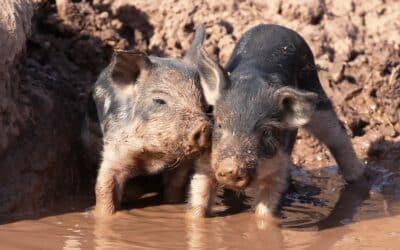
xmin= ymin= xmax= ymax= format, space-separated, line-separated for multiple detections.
xmin=216 ymin=158 xmax=254 ymax=190
xmin=187 ymin=119 xmax=212 ymax=153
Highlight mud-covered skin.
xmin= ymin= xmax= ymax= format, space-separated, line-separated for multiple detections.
xmin=188 ymin=24 xmax=365 ymax=219
xmin=83 ymin=26 xmax=218 ymax=216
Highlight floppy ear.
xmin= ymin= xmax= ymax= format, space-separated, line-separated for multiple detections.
xmin=110 ymin=49 xmax=152 ymax=87
xmin=275 ymin=87 xmax=319 ymax=128
xmin=184 ymin=24 xmax=229 ymax=105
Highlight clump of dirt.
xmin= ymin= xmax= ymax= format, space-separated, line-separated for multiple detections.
xmin=7 ymin=0 xmax=399 ymax=212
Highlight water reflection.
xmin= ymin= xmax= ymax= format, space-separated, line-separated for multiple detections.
xmin=186 ymin=215 xmax=284 ymax=250
xmin=63 ymin=235 xmax=82 ymax=250
xmin=93 ymin=216 xmax=122 ymax=250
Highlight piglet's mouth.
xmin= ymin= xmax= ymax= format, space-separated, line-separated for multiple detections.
xmin=216 ymin=174 xmax=253 ymax=191
xmin=222 ymin=181 xmax=251 ymax=191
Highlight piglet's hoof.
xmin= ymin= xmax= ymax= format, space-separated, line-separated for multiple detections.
xmin=254 ymin=213 xmax=280 ymax=230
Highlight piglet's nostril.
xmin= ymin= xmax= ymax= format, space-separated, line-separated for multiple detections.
xmin=193 ymin=131 xmax=201 ymax=142
xmin=218 ymin=167 xmax=235 ymax=177
xmin=236 ymin=176 xmax=244 ymax=181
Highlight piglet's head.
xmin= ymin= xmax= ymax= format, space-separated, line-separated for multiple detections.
xmin=101 ymin=25 xmax=224 ymax=164
xmin=189 ymin=46 xmax=319 ymax=190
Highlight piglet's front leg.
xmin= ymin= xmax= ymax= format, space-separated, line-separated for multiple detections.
xmin=187 ymin=153 xmax=217 ymax=218
xmin=95 ymin=146 xmax=136 ymax=216
xmin=254 ymin=168 xmax=288 ymax=219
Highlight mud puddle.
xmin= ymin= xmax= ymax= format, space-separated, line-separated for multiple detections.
xmin=1 ymin=165 xmax=400 ymax=250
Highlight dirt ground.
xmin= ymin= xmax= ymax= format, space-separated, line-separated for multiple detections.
xmin=27 ymin=0 xmax=399 ymax=170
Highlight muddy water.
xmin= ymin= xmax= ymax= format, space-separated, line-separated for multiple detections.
xmin=1 ymin=165 xmax=400 ymax=250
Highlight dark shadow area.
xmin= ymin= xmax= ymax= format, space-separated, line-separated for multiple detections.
xmin=218 ymin=190 xmax=251 ymax=216
xmin=0 ymin=174 xmax=164 ymax=225
xmin=0 ymin=195 xmax=94 ymax=225
xmin=314 ymin=177 xmax=370 ymax=230
xmin=121 ymin=175 xmax=164 ymax=210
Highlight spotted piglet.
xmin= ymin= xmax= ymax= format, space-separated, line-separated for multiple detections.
xmin=82 ymin=26 xmax=217 ymax=216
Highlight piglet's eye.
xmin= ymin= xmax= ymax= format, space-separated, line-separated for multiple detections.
xmin=205 ymin=105 xmax=214 ymax=114
xmin=153 ymin=98 xmax=167 ymax=105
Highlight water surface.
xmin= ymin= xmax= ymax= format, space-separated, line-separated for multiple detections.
xmin=1 ymin=165 xmax=400 ymax=250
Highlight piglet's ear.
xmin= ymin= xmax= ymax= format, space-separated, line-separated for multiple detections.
xmin=110 ymin=49 xmax=152 ymax=86
xmin=196 ymin=47 xmax=229 ymax=106
xmin=184 ymin=24 xmax=229 ymax=106
xmin=275 ymin=87 xmax=319 ymax=128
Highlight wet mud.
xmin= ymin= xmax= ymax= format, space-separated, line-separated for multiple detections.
xmin=1 ymin=164 xmax=400 ymax=249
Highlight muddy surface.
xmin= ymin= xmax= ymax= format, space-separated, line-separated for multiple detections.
xmin=1 ymin=0 xmax=399 ymax=249
xmin=2 ymin=209 xmax=400 ymax=250
xmin=1 ymin=165 xmax=400 ymax=249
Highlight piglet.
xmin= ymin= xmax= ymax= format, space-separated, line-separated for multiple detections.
xmin=187 ymin=24 xmax=365 ymax=218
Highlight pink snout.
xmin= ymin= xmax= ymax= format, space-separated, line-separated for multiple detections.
xmin=215 ymin=158 xmax=255 ymax=190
